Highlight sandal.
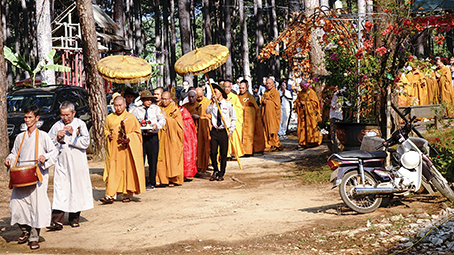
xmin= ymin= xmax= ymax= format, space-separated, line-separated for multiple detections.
xmin=47 ymin=221 xmax=63 ymax=231
xmin=18 ymin=231 xmax=29 ymax=244
xmin=29 ymin=241 xmax=40 ymax=250
xmin=71 ymin=222 xmax=80 ymax=228
xmin=100 ymin=196 xmax=114 ymax=204
xmin=122 ymin=197 xmax=131 ymax=203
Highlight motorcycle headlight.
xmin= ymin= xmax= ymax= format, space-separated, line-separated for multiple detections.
xmin=400 ymin=151 xmax=420 ymax=169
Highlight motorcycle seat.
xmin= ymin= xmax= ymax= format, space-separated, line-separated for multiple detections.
xmin=337 ymin=150 xmax=387 ymax=159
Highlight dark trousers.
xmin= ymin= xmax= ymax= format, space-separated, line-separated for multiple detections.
xmin=210 ymin=129 xmax=229 ymax=177
xmin=143 ymin=133 xmax=159 ymax=186
xmin=52 ymin=209 xmax=80 ymax=224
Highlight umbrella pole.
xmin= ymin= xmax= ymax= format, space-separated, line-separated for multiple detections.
xmin=205 ymin=73 xmax=242 ymax=169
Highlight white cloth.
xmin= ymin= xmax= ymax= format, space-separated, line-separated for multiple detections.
xmin=330 ymin=91 xmax=343 ymax=120
xmin=232 ymin=84 xmax=239 ymax=94
xmin=278 ymin=89 xmax=292 ymax=136
xmin=206 ymin=99 xmax=237 ymax=132
xmin=130 ymin=104 xmax=166 ymax=133
xmin=127 ymin=103 xmax=137 ymax=112
xmin=205 ymin=84 xmax=213 ymax=99
xmin=48 ymin=118 xmax=94 ymax=213
xmin=7 ymin=129 xmax=58 ymax=229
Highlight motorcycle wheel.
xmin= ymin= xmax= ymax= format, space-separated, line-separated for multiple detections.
xmin=430 ymin=169 xmax=454 ymax=202
xmin=339 ymin=171 xmax=382 ymax=214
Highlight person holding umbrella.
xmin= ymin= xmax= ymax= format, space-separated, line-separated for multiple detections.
xmin=206 ymin=83 xmax=237 ymax=181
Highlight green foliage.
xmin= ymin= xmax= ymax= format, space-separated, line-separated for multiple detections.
xmin=4 ymin=46 xmax=70 ymax=87
xmin=425 ymin=128 xmax=454 ymax=181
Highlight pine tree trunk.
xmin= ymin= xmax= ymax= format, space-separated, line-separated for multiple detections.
xmin=155 ymin=0 xmax=164 ymax=88
xmin=170 ymin=0 xmax=177 ymax=87
xmin=0 ymin=6 xmax=9 ymax=169
xmin=36 ymin=0 xmax=55 ymax=85
xmin=254 ymin=0 xmax=265 ymax=86
xmin=178 ymin=0 xmax=193 ymax=86
xmin=224 ymin=0 xmax=233 ymax=81
xmin=114 ymin=0 xmax=125 ymax=51
xmin=134 ymin=0 xmax=143 ymax=54
xmin=239 ymin=0 xmax=251 ymax=88
xmin=21 ymin=0 xmax=30 ymax=79
xmin=202 ymin=0 xmax=211 ymax=46
xmin=270 ymin=0 xmax=280 ymax=80
xmin=305 ymin=0 xmax=325 ymax=76
xmin=163 ymin=0 xmax=171 ymax=87
xmin=76 ymin=0 xmax=107 ymax=160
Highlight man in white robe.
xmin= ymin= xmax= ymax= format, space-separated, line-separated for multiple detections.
xmin=4 ymin=105 xmax=58 ymax=250
xmin=48 ymin=101 xmax=94 ymax=230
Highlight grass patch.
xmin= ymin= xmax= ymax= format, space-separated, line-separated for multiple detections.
xmin=284 ymin=155 xmax=332 ymax=185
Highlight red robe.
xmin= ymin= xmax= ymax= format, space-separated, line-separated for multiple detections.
xmin=180 ymin=106 xmax=197 ymax=177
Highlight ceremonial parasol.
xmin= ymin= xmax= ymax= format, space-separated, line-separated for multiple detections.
xmin=97 ymin=55 xmax=152 ymax=92
xmin=174 ymin=44 xmax=242 ymax=169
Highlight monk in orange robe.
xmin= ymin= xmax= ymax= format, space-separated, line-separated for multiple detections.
xmin=436 ymin=58 xmax=454 ymax=117
xmin=224 ymin=80 xmax=245 ymax=158
xmin=184 ymin=88 xmax=212 ymax=172
xmin=237 ymin=80 xmax=265 ymax=155
xmin=426 ymin=72 xmax=439 ymax=104
xmin=102 ymin=96 xmax=146 ymax=203
xmin=261 ymin=78 xmax=282 ymax=151
xmin=294 ymin=83 xmax=322 ymax=149
xmin=406 ymin=68 xmax=428 ymax=105
xmin=156 ymin=91 xmax=184 ymax=186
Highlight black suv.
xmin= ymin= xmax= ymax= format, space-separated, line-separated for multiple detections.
xmin=7 ymin=85 xmax=92 ymax=150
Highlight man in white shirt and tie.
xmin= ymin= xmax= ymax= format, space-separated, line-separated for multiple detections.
xmin=131 ymin=90 xmax=166 ymax=190
xmin=206 ymin=83 xmax=236 ymax=181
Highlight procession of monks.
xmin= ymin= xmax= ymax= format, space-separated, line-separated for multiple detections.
xmin=398 ymin=57 xmax=454 ymax=117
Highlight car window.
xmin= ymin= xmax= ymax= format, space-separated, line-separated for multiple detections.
xmin=58 ymin=89 xmax=81 ymax=109
xmin=7 ymin=94 xmax=54 ymax=113
xmin=77 ymin=89 xmax=89 ymax=108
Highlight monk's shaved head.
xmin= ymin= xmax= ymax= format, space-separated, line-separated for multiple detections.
xmin=195 ymin=87 xmax=204 ymax=102
xmin=114 ymin=96 xmax=126 ymax=103
xmin=188 ymin=90 xmax=197 ymax=104
xmin=161 ymin=91 xmax=172 ymax=107
xmin=154 ymin=87 xmax=164 ymax=94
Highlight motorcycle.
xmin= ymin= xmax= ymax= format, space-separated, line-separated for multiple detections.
xmin=327 ymin=105 xmax=454 ymax=214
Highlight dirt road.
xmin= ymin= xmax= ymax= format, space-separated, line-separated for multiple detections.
xmin=0 ymin=138 xmax=444 ymax=254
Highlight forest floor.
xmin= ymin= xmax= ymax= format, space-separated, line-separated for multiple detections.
xmin=0 ymin=135 xmax=448 ymax=254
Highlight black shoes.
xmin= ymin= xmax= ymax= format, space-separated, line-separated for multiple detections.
xmin=210 ymin=171 xmax=218 ymax=181
xmin=217 ymin=176 xmax=224 ymax=181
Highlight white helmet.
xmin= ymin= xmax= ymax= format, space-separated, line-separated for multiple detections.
xmin=400 ymin=151 xmax=420 ymax=169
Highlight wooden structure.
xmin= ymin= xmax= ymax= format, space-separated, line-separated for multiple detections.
xmin=51 ymin=3 xmax=125 ymax=90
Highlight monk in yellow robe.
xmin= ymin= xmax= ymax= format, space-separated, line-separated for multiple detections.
xmin=426 ymin=72 xmax=439 ymax=104
xmin=406 ymin=69 xmax=428 ymax=105
xmin=183 ymin=88 xmax=212 ymax=172
xmin=157 ymin=91 xmax=184 ymax=186
xmin=224 ymin=80 xmax=245 ymax=158
xmin=237 ymin=80 xmax=265 ymax=155
xmin=294 ymin=83 xmax=322 ymax=149
xmin=261 ymin=78 xmax=282 ymax=151
xmin=396 ymin=73 xmax=411 ymax=107
xmin=436 ymin=58 xmax=454 ymax=117
xmin=102 ymin=96 xmax=146 ymax=203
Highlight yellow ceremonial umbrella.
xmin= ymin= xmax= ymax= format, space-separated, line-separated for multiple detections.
xmin=97 ymin=55 xmax=152 ymax=91
xmin=174 ymin=44 xmax=242 ymax=169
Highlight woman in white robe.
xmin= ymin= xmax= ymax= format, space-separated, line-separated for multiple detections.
xmin=278 ymin=81 xmax=293 ymax=139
